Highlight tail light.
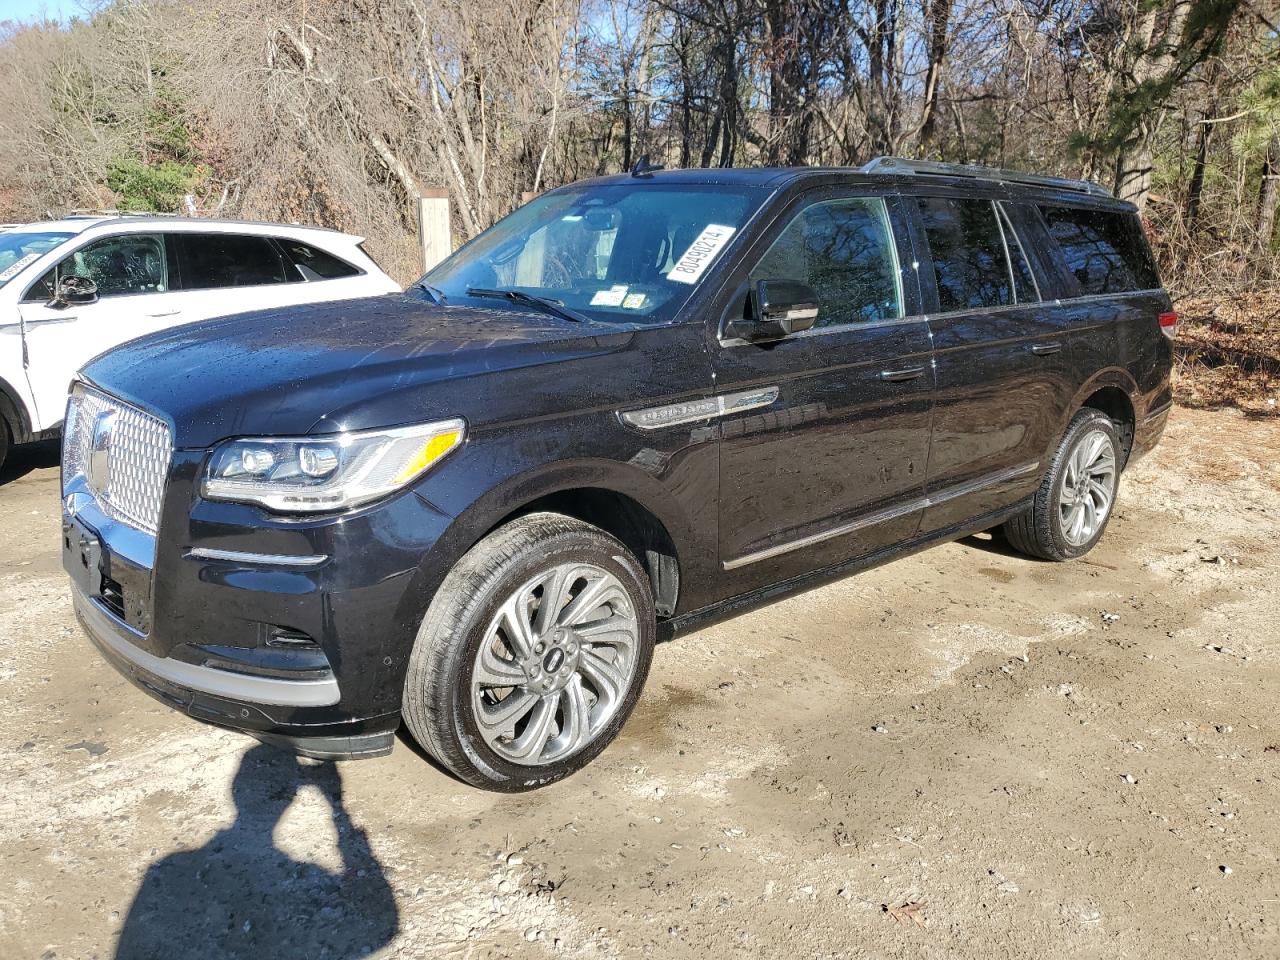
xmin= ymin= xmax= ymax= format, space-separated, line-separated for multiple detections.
xmin=1158 ymin=311 xmax=1178 ymax=340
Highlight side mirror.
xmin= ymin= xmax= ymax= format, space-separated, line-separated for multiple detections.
xmin=48 ymin=276 xmax=98 ymax=309
xmin=727 ymin=280 xmax=819 ymax=343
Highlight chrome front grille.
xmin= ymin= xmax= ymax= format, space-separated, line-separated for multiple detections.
xmin=63 ymin=384 xmax=172 ymax=535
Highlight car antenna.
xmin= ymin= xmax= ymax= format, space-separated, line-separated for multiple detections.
xmin=630 ymin=154 xmax=664 ymax=178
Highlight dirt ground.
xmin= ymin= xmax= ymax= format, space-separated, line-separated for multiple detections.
xmin=2 ymin=406 xmax=1279 ymax=960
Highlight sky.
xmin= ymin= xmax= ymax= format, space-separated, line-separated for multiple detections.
xmin=0 ymin=0 xmax=86 ymax=25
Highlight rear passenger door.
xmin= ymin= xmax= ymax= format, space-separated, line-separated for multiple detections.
xmin=712 ymin=189 xmax=934 ymax=582
xmin=168 ymin=232 xmax=305 ymax=322
xmin=166 ymin=232 xmax=379 ymax=323
xmin=907 ymin=192 xmax=1075 ymax=536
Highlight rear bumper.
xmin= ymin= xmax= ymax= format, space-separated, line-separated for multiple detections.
xmin=1130 ymin=399 xmax=1172 ymax=463
xmin=72 ymin=582 xmax=399 ymax=759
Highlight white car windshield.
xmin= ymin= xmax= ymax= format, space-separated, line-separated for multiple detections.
xmin=418 ymin=183 xmax=765 ymax=324
xmin=0 ymin=231 xmax=74 ymax=288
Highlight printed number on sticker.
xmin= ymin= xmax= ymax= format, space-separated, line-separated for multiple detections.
xmin=667 ymin=225 xmax=736 ymax=285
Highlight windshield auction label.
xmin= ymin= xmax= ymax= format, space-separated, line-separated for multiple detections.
xmin=667 ymin=225 xmax=736 ymax=285
xmin=0 ymin=253 xmax=40 ymax=283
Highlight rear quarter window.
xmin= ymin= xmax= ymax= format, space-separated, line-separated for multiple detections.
xmin=278 ymin=239 xmax=362 ymax=280
xmin=1039 ymin=205 xmax=1160 ymax=296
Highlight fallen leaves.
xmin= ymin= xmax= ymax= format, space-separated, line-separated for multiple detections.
xmin=882 ymin=900 xmax=927 ymax=928
xmin=1174 ymin=293 xmax=1280 ymax=417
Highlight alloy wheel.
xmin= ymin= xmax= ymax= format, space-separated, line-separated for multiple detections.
xmin=469 ymin=562 xmax=640 ymax=766
xmin=1059 ymin=428 xmax=1117 ymax=547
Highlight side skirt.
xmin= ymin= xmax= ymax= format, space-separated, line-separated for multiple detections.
xmin=658 ymin=498 xmax=1031 ymax=641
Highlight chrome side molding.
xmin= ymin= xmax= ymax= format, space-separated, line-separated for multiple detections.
xmin=723 ymin=460 xmax=1040 ymax=570
xmin=621 ymin=386 xmax=779 ymax=430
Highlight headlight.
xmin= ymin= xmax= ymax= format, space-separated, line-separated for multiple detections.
xmin=202 ymin=419 xmax=465 ymax=512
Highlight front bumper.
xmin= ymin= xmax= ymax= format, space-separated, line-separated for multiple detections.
xmin=61 ymin=471 xmax=436 ymax=759
xmin=72 ymin=582 xmax=397 ymax=759
xmin=72 ymin=581 xmax=339 ymax=708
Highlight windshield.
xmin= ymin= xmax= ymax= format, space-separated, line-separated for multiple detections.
xmin=419 ymin=183 xmax=764 ymax=324
xmin=0 ymin=231 xmax=74 ymax=288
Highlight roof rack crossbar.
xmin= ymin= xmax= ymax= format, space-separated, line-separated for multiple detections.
xmin=859 ymin=156 xmax=1112 ymax=198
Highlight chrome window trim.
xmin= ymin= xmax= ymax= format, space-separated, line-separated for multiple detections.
xmin=187 ymin=547 xmax=329 ymax=567
xmin=723 ymin=460 xmax=1040 ymax=570
xmin=996 ymin=201 xmax=1043 ymax=303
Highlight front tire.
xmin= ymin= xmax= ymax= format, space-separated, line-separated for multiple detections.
xmin=1003 ymin=409 xmax=1121 ymax=561
xmin=402 ymin=512 xmax=656 ymax=791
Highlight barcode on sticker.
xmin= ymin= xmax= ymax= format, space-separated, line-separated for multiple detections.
xmin=667 ymin=225 xmax=736 ymax=285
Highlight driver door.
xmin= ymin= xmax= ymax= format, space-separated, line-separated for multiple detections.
xmin=712 ymin=189 xmax=934 ymax=584
xmin=19 ymin=233 xmax=182 ymax=426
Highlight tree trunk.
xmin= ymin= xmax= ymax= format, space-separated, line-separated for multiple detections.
xmin=1112 ymin=2 xmax=1191 ymax=212
xmin=1256 ymin=134 xmax=1280 ymax=259
xmin=1185 ymin=119 xmax=1212 ymax=232
xmin=917 ymin=0 xmax=952 ymax=157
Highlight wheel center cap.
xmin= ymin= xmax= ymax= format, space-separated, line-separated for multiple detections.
xmin=543 ymin=648 xmax=566 ymax=673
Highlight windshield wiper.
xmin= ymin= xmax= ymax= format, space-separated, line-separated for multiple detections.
xmin=465 ymin=287 xmax=587 ymax=324
xmin=412 ymin=281 xmax=448 ymax=304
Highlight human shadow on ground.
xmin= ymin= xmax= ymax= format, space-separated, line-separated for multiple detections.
xmin=114 ymin=744 xmax=398 ymax=960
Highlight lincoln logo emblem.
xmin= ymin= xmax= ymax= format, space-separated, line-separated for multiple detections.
xmin=87 ymin=409 xmax=117 ymax=495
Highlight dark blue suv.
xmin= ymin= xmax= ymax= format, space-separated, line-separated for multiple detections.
xmin=62 ymin=158 xmax=1175 ymax=790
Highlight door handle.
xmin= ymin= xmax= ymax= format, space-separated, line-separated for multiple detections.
xmin=1030 ymin=341 xmax=1063 ymax=356
xmin=147 ymin=309 xmax=181 ymax=318
xmin=878 ymin=366 xmax=926 ymax=383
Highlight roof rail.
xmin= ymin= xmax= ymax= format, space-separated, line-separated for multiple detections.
xmin=65 ymin=208 xmax=183 ymax=218
xmin=860 ymin=156 xmax=1112 ymax=198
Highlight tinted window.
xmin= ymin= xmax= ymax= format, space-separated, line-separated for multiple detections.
xmin=1040 ymin=205 xmax=1159 ymax=295
xmin=177 ymin=233 xmax=291 ymax=289
xmin=27 ymin=233 xmax=169 ymax=301
xmin=278 ymin=239 xmax=360 ymax=280
xmin=917 ymin=197 xmax=1015 ymax=311
xmin=749 ymin=196 xmax=902 ymax=327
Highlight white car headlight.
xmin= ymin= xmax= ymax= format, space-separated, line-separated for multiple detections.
xmin=202 ymin=419 xmax=465 ymax=513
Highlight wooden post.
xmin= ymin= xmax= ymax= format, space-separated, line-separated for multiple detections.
xmin=418 ymin=189 xmax=451 ymax=272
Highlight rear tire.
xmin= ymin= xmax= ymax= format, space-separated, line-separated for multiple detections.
xmin=402 ymin=512 xmax=656 ymax=791
xmin=0 ymin=421 xmax=9 ymax=476
xmin=1003 ymin=409 xmax=1121 ymax=561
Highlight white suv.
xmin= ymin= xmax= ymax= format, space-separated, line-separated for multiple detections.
xmin=0 ymin=216 xmax=399 ymax=470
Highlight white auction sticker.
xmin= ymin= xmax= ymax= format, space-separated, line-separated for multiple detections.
xmin=666 ymin=225 xmax=736 ymax=285
xmin=0 ymin=253 xmax=41 ymax=282
xmin=590 ymin=284 xmax=629 ymax=307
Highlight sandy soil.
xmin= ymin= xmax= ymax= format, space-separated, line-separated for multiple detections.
xmin=2 ymin=407 xmax=1278 ymax=960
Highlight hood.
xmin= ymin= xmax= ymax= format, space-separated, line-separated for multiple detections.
xmin=81 ymin=293 xmax=634 ymax=447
